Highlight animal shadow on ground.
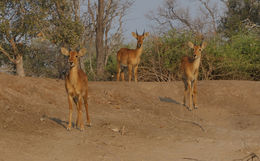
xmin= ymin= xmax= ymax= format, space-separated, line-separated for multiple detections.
xmin=42 ymin=115 xmax=74 ymax=129
xmin=159 ymin=96 xmax=195 ymax=111
xmin=159 ymin=97 xmax=181 ymax=105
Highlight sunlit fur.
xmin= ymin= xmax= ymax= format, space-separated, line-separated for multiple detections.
xmin=181 ymin=41 xmax=207 ymax=111
xmin=116 ymin=31 xmax=149 ymax=82
xmin=61 ymin=47 xmax=90 ymax=131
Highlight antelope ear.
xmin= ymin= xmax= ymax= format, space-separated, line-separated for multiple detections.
xmin=144 ymin=32 xmax=149 ymax=38
xmin=132 ymin=32 xmax=138 ymax=39
xmin=188 ymin=41 xmax=194 ymax=49
xmin=201 ymin=42 xmax=207 ymax=50
xmin=78 ymin=48 xmax=87 ymax=57
xmin=61 ymin=47 xmax=69 ymax=56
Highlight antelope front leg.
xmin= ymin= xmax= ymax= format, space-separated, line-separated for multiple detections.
xmin=128 ymin=64 xmax=133 ymax=82
xmin=76 ymin=97 xmax=80 ymax=128
xmin=83 ymin=93 xmax=91 ymax=127
xmin=77 ymin=96 xmax=84 ymax=131
xmin=183 ymin=80 xmax=188 ymax=107
xmin=116 ymin=63 xmax=121 ymax=81
xmin=67 ymin=95 xmax=73 ymax=131
xmin=134 ymin=65 xmax=138 ymax=82
xmin=120 ymin=71 xmax=125 ymax=81
xmin=193 ymin=80 xmax=198 ymax=109
xmin=187 ymin=81 xmax=193 ymax=111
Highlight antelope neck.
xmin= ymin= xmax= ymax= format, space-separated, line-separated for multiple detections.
xmin=69 ymin=66 xmax=79 ymax=78
xmin=135 ymin=46 xmax=143 ymax=57
xmin=193 ymin=57 xmax=201 ymax=69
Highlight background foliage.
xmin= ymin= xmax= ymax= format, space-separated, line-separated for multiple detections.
xmin=0 ymin=0 xmax=259 ymax=81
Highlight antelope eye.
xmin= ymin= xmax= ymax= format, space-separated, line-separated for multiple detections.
xmin=76 ymin=55 xmax=78 ymax=58
xmin=199 ymin=48 xmax=202 ymax=51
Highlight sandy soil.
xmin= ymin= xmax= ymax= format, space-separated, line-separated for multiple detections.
xmin=0 ymin=72 xmax=260 ymax=161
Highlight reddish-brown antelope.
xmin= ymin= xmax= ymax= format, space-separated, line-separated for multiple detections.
xmin=61 ymin=47 xmax=90 ymax=131
xmin=181 ymin=41 xmax=207 ymax=111
xmin=116 ymin=30 xmax=149 ymax=82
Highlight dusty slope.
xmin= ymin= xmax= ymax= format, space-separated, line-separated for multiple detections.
xmin=0 ymin=73 xmax=260 ymax=161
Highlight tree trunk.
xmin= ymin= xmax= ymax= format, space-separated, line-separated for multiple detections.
xmin=96 ymin=0 xmax=105 ymax=79
xmin=15 ymin=54 xmax=25 ymax=77
xmin=0 ymin=45 xmax=25 ymax=77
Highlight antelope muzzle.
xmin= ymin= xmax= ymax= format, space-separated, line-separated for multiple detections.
xmin=68 ymin=60 xmax=75 ymax=67
xmin=137 ymin=43 xmax=142 ymax=48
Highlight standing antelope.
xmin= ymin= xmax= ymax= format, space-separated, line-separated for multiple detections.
xmin=61 ymin=47 xmax=90 ymax=131
xmin=116 ymin=30 xmax=149 ymax=82
xmin=181 ymin=41 xmax=207 ymax=111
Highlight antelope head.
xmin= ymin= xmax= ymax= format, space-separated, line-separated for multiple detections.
xmin=188 ymin=41 xmax=207 ymax=60
xmin=61 ymin=47 xmax=87 ymax=68
xmin=132 ymin=30 xmax=149 ymax=48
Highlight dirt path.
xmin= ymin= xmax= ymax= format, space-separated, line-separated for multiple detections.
xmin=0 ymin=73 xmax=259 ymax=161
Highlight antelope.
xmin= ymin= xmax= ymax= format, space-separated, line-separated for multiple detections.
xmin=181 ymin=41 xmax=207 ymax=111
xmin=60 ymin=47 xmax=90 ymax=131
xmin=116 ymin=30 xmax=149 ymax=82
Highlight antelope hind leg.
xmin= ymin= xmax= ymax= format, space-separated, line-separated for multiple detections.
xmin=84 ymin=93 xmax=91 ymax=127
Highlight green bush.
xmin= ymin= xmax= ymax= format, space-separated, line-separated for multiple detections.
xmin=136 ymin=29 xmax=259 ymax=81
xmin=209 ymin=31 xmax=260 ymax=80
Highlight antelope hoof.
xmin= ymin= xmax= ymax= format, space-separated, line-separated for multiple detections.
xmin=76 ymin=122 xmax=80 ymax=128
xmin=194 ymin=105 xmax=198 ymax=109
xmin=67 ymin=126 xmax=72 ymax=131
xmin=188 ymin=107 xmax=192 ymax=111
xmin=80 ymin=127 xmax=84 ymax=131
xmin=87 ymin=122 xmax=92 ymax=127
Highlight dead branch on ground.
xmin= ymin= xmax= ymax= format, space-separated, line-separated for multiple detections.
xmin=233 ymin=153 xmax=259 ymax=161
xmin=170 ymin=112 xmax=206 ymax=132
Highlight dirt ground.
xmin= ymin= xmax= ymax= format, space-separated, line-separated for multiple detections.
xmin=0 ymin=72 xmax=260 ymax=161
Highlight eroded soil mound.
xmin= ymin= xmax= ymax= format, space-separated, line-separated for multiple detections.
xmin=0 ymin=73 xmax=259 ymax=161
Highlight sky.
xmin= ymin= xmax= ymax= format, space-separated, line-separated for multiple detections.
xmin=122 ymin=0 xmax=225 ymax=41
xmin=123 ymin=0 xmax=164 ymax=41
xmin=124 ymin=0 xmax=164 ymax=35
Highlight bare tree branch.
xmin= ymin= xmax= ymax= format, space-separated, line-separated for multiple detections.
xmin=0 ymin=45 xmax=17 ymax=64
xmin=88 ymin=0 xmax=97 ymax=28
xmin=198 ymin=0 xmax=217 ymax=33
xmin=148 ymin=0 xmax=222 ymax=35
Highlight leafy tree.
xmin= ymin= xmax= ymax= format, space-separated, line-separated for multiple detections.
xmin=38 ymin=0 xmax=84 ymax=48
xmin=220 ymin=0 xmax=260 ymax=36
xmin=0 ymin=0 xmax=47 ymax=76
xmin=34 ymin=0 xmax=85 ymax=78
